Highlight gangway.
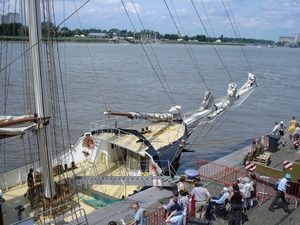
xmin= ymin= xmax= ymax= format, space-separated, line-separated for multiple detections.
xmin=64 ymin=175 xmax=174 ymax=187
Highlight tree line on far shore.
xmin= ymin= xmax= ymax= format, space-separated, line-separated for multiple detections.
xmin=0 ymin=22 xmax=293 ymax=46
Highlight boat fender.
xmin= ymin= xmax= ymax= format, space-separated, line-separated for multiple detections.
xmin=152 ymin=164 xmax=159 ymax=176
xmin=100 ymin=152 xmax=107 ymax=164
xmin=87 ymin=139 xmax=95 ymax=149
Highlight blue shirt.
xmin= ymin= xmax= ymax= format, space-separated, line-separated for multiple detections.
xmin=134 ymin=208 xmax=145 ymax=225
xmin=278 ymin=178 xmax=288 ymax=192
xmin=215 ymin=192 xmax=229 ymax=204
xmin=170 ymin=211 xmax=184 ymax=225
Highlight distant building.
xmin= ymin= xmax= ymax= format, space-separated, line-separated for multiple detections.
xmin=0 ymin=13 xmax=20 ymax=24
xmin=74 ymin=34 xmax=85 ymax=38
xmin=279 ymin=33 xmax=299 ymax=46
xmin=87 ymin=33 xmax=111 ymax=38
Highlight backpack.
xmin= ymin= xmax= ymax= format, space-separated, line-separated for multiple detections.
xmin=279 ymin=124 xmax=284 ymax=135
xmin=274 ymin=179 xmax=280 ymax=191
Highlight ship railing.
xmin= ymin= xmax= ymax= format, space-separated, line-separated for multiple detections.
xmin=69 ymin=159 xmax=175 ymax=180
xmin=90 ymin=118 xmax=185 ymax=147
xmin=10 ymin=202 xmax=88 ymax=225
xmin=90 ymin=123 xmax=184 ymax=152
xmin=0 ymin=163 xmax=40 ymax=190
xmin=119 ymin=159 xmax=175 ymax=178
xmin=90 ymin=117 xmax=148 ymax=132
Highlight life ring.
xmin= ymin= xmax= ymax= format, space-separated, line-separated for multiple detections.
xmin=152 ymin=164 xmax=159 ymax=176
xmin=87 ymin=139 xmax=95 ymax=149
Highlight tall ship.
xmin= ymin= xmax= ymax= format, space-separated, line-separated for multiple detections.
xmin=0 ymin=0 xmax=257 ymax=224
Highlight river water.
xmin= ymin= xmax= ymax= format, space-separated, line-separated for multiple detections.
xmin=1 ymin=42 xmax=300 ymax=173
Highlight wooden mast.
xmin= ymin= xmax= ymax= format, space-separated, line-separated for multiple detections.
xmin=28 ymin=0 xmax=55 ymax=199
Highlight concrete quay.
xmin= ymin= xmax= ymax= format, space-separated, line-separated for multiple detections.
xmin=196 ymin=140 xmax=300 ymax=225
xmin=72 ymin=140 xmax=300 ymax=225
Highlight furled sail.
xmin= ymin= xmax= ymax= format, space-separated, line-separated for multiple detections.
xmin=0 ymin=115 xmax=51 ymax=139
xmin=0 ymin=115 xmax=37 ymax=138
xmin=104 ymin=105 xmax=182 ymax=122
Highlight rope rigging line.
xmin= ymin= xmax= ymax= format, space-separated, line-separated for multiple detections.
xmin=167 ymin=0 xmax=210 ymax=92
xmin=221 ymin=0 xmax=253 ymax=73
xmin=67 ymin=0 xmax=116 ymax=132
xmin=191 ymin=0 xmax=235 ymax=83
xmin=180 ymin=102 xmax=239 ymax=162
xmin=121 ymin=0 xmax=176 ymax=106
xmin=44 ymin=1 xmax=72 ymax=176
xmin=130 ymin=0 xmax=176 ymax=105
xmin=162 ymin=0 xmax=255 ymax=164
xmin=199 ymin=0 xmax=228 ymax=71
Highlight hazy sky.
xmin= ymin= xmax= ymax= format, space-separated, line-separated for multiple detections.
xmin=54 ymin=0 xmax=300 ymax=42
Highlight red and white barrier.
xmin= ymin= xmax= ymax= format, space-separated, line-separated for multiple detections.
xmin=294 ymin=141 xmax=300 ymax=147
xmin=245 ymin=161 xmax=256 ymax=172
xmin=283 ymin=160 xmax=293 ymax=170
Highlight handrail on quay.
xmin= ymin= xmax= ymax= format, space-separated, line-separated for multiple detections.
xmin=195 ymin=158 xmax=300 ymax=208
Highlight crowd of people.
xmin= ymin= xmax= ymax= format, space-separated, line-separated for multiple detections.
xmin=107 ymin=118 xmax=300 ymax=225
xmin=270 ymin=117 xmax=300 ymax=150
xmin=242 ymin=116 xmax=300 ymax=165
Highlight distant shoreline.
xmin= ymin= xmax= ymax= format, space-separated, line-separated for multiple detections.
xmin=0 ymin=36 xmax=245 ymax=46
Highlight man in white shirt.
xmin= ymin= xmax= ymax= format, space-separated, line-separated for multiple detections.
xmin=271 ymin=121 xmax=279 ymax=135
xmin=190 ymin=181 xmax=211 ymax=219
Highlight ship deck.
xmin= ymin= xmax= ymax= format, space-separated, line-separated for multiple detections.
xmin=1 ymin=160 xmax=142 ymax=225
xmin=94 ymin=121 xmax=185 ymax=155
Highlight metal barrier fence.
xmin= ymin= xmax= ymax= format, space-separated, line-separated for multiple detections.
xmin=195 ymin=158 xmax=300 ymax=208
xmin=196 ymin=158 xmax=248 ymax=187
xmin=144 ymin=207 xmax=165 ymax=225
xmin=144 ymin=206 xmax=189 ymax=225
xmin=143 ymin=157 xmax=300 ymax=224
xmin=256 ymin=176 xmax=300 ymax=208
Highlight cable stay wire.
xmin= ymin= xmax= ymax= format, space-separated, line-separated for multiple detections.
xmin=200 ymin=0 xmax=229 ymax=72
xmin=121 ymin=0 xmax=176 ymax=106
xmin=130 ymin=0 xmax=176 ymax=104
xmin=167 ymin=0 xmax=210 ymax=92
xmin=191 ymin=0 xmax=234 ymax=83
xmin=164 ymin=0 xmax=234 ymax=163
xmin=222 ymin=0 xmax=253 ymax=73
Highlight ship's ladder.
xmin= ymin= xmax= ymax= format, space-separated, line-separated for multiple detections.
xmin=87 ymin=138 xmax=102 ymax=174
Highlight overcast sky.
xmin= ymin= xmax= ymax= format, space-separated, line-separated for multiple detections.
xmin=54 ymin=0 xmax=300 ymax=42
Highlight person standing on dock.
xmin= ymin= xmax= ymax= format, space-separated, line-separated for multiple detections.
xmin=278 ymin=121 xmax=286 ymax=144
xmin=228 ymin=183 xmax=246 ymax=225
xmin=293 ymin=123 xmax=300 ymax=141
xmin=190 ymin=181 xmax=211 ymax=219
xmin=177 ymin=175 xmax=187 ymax=192
xmin=128 ymin=202 xmax=145 ymax=225
xmin=268 ymin=174 xmax=292 ymax=213
xmin=288 ymin=116 xmax=296 ymax=140
xmin=249 ymin=173 xmax=257 ymax=210
xmin=271 ymin=121 xmax=279 ymax=136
